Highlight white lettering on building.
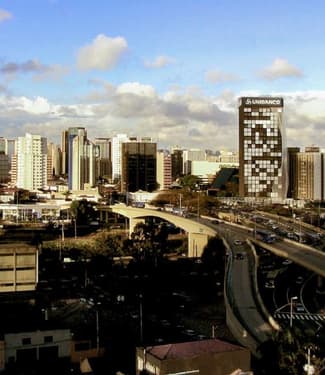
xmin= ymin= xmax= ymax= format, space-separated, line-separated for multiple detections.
xmin=245 ymin=98 xmax=281 ymax=106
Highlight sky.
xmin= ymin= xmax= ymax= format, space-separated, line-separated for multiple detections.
xmin=1 ymin=0 xmax=325 ymax=151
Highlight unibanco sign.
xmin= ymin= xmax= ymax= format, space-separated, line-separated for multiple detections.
xmin=244 ymin=97 xmax=283 ymax=106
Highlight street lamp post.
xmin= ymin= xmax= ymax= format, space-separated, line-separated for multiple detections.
xmin=290 ymin=296 xmax=298 ymax=328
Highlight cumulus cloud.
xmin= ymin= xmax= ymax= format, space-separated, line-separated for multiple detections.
xmin=0 ymin=9 xmax=12 ymax=23
xmin=116 ymin=82 xmax=157 ymax=97
xmin=2 ymin=86 xmax=325 ymax=151
xmin=77 ymin=34 xmax=128 ymax=71
xmin=144 ymin=55 xmax=175 ymax=68
xmin=205 ymin=69 xmax=239 ymax=84
xmin=259 ymin=58 xmax=303 ymax=80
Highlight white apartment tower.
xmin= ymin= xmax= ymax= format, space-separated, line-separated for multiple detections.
xmin=112 ymin=134 xmax=129 ymax=182
xmin=16 ymin=133 xmax=47 ymax=190
xmin=156 ymin=150 xmax=172 ymax=190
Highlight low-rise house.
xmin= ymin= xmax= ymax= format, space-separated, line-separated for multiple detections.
xmin=136 ymin=339 xmax=251 ymax=375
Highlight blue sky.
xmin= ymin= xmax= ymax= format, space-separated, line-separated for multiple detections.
xmin=1 ymin=0 xmax=325 ymax=150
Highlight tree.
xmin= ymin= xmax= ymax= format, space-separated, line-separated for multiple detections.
xmin=70 ymin=199 xmax=97 ymax=225
xmin=257 ymin=327 xmax=325 ymax=375
xmin=201 ymin=236 xmax=226 ymax=273
xmin=178 ymin=175 xmax=200 ymax=191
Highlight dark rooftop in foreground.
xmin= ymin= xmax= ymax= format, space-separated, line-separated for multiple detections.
xmin=144 ymin=339 xmax=247 ymax=360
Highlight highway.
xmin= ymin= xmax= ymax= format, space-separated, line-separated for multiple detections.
xmin=105 ymin=206 xmax=325 ymax=355
xmin=199 ymin=216 xmax=325 ymax=354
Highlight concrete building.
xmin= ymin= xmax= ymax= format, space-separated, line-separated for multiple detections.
xmin=296 ymin=148 xmax=323 ymax=201
xmin=0 ymin=154 xmax=10 ymax=184
xmin=112 ymin=133 xmax=129 ymax=183
xmin=94 ymin=137 xmax=112 ymax=182
xmin=156 ymin=150 xmax=172 ymax=190
xmin=0 ymin=243 xmax=38 ymax=292
xmin=171 ymin=147 xmax=183 ymax=181
xmin=191 ymin=160 xmax=238 ymax=186
xmin=287 ymin=147 xmax=300 ymax=199
xmin=65 ymin=127 xmax=97 ymax=191
xmin=183 ymin=149 xmax=206 ymax=175
xmin=4 ymin=329 xmax=71 ymax=365
xmin=239 ymin=97 xmax=287 ymax=202
xmin=47 ymin=142 xmax=62 ymax=179
xmin=136 ymin=339 xmax=251 ymax=375
xmin=16 ymin=133 xmax=47 ymax=191
xmin=121 ymin=139 xmax=157 ymax=193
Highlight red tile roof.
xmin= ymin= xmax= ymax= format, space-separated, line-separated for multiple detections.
xmin=145 ymin=339 xmax=246 ymax=360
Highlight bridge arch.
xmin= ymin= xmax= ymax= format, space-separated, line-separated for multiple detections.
xmin=98 ymin=204 xmax=217 ymax=257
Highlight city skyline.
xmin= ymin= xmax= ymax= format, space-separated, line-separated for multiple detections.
xmin=1 ymin=1 xmax=325 ymax=150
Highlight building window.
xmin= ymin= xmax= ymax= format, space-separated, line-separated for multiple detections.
xmin=44 ymin=336 xmax=53 ymax=343
xmin=22 ymin=337 xmax=31 ymax=345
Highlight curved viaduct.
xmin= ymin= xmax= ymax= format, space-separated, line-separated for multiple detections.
xmin=98 ymin=204 xmax=217 ymax=257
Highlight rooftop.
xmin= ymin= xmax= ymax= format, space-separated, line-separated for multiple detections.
xmin=144 ymin=339 xmax=247 ymax=360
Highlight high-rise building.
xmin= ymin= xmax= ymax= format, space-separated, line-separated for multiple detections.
xmin=47 ymin=142 xmax=62 ymax=179
xmin=121 ymin=139 xmax=157 ymax=193
xmin=61 ymin=130 xmax=69 ymax=175
xmin=171 ymin=147 xmax=183 ymax=182
xmin=16 ymin=133 xmax=47 ymax=190
xmin=287 ymin=147 xmax=300 ymax=198
xmin=295 ymin=147 xmax=323 ymax=201
xmin=67 ymin=128 xmax=98 ymax=191
xmin=238 ymin=97 xmax=287 ymax=201
xmin=112 ymin=134 xmax=129 ymax=183
xmin=157 ymin=150 xmax=172 ymax=190
xmin=94 ymin=138 xmax=112 ymax=182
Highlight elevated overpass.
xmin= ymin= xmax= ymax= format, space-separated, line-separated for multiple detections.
xmin=98 ymin=204 xmax=217 ymax=257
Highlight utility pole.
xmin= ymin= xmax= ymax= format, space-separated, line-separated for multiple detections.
xmin=96 ymin=309 xmax=99 ymax=355
xmin=139 ymin=293 xmax=143 ymax=344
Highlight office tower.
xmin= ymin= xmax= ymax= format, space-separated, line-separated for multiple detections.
xmin=121 ymin=139 xmax=157 ymax=193
xmin=67 ymin=127 xmax=97 ymax=191
xmin=112 ymin=134 xmax=129 ymax=183
xmin=157 ymin=150 xmax=172 ymax=190
xmin=171 ymin=147 xmax=183 ymax=181
xmin=0 ymin=154 xmax=10 ymax=184
xmin=16 ymin=133 xmax=47 ymax=190
xmin=0 ymin=138 xmax=10 ymax=184
xmin=0 ymin=138 xmax=6 ymax=154
xmin=5 ymin=139 xmax=16 ymax=160
xmin=61 ymin=130 xmax=69 ymax=175
xmin=287 ymin=147 xmax=300 ymax=198
xmin=94 ymin=138 xmax=112 ymax=182
xmin=47 ymin=142 xmax=62 ymax=178
xmin=295 ymin=147 xmax=323 ymax=201
xmin=182 ymin=149 xmax=206 ymax=175
xmin=238 ymin=97 xmax=287 ymax=201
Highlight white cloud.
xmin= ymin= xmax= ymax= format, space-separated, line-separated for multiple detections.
xmin=0 ymin=9 xmax=12 ymax=23
xmin=259 ymin=58 xmax=303 ymax=80
xmin=205 ymin=69 xmax=239 ymax=84
xmin=77 ymin=34 xmax=128 ymax=71
xmin=2 ymin=88 xmax=325 ymax=151
xmin=144 ymin=55 xmax=175 ymax=68
xmin=116 ymin=82 xmax=156 ymax=97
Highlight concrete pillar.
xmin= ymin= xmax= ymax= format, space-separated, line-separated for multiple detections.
xmin=188 ymin=232 xmax=209 ymax=258
xmin=129 ymin=218 xmax=145 ymax=237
